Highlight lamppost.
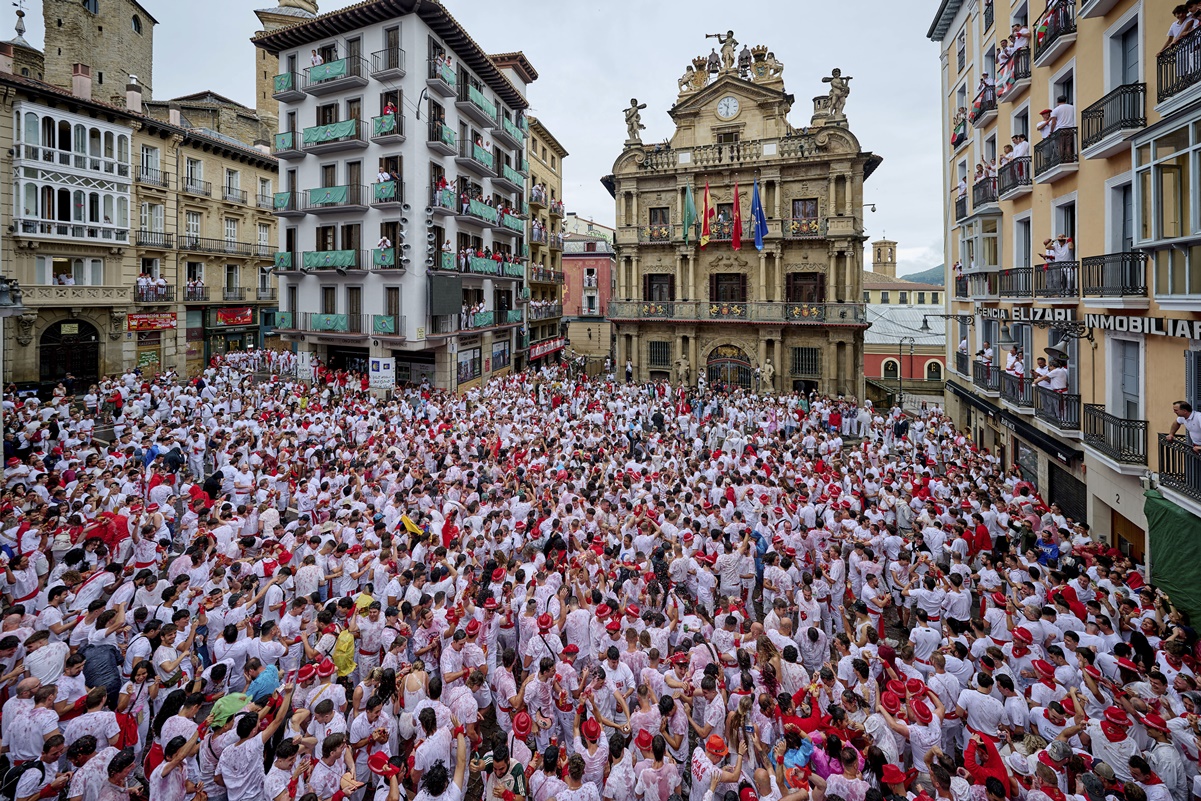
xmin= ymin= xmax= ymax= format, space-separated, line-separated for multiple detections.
xmin=898 ymin=335 xmax=915 ymax=408
xmin=0 ymin=279 xmax=28 ymax=481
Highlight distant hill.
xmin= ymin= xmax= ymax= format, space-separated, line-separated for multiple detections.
xmin=901 ymin=265 xmax=945 ymax=285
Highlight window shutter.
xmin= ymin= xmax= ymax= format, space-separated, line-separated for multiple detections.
xmin=1188 ymin=351 xmax=1201 ymax=411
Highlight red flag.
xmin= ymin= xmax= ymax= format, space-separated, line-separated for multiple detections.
xmin=700 ymin=181 xmax=713 ymax=248
xmin=732 ymin=181 xmax=743 ymax=251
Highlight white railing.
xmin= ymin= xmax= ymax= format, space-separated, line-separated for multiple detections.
xmin=15 ymin=144 xmax=131 ymax=179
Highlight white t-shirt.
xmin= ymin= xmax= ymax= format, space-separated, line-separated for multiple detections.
xmin=1177 ymin=411 xmax=1201 ymax=444
xmin=1050 ymin=103 xmax=1075 ymax=131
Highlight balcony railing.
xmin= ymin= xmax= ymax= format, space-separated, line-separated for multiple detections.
xmin=427 ymin=58 xmax=457 ymax=92
xmin=183 ymin=177 xmax=212 ymax=197
xmin=973 ymin=359 xmax=1000 ymax=392
xmin=972 ymin=177 xmax=997 ymax=208
xmin=1000 ymin=266 xmax=1033 ymax=298
xmin=305 ymin=184 xmax=367 ymax=210
xmin=371 ymin=47 xmax=405 ymax=77
xmin=272 ymin=130 xmax=302 ymax=157
xmin=273 ymin=191 xmax=305 ymax=215
xmin=530 ymin=304 xmax=563 ymax=321
xmin=1080 ymin=253 xmax=1147 ymax=298
xmin=955 ymin=196 xmax=968 ymax=221
xmin=222 ymin=287 xmax=248 ymax=302
xmin=969 ymin=86 xmax=997 ymax=126
xmin=428 ymin=120 xmax=456 ymax=151
xmin=1083 ymin=405 xmax=1148 ymax=465
xmin=998 ymin=156 xmax=1031 ymax=195
xmin=955 ymin=351 xmax=970 ymax=376
xmin=529 ymin=266 xmax=564 ymax=284
xmin=137 ymin=166 xmax=170 ymax=188
xmin=295 ymin=312 xmax=368 ymax=334
xmin=984 ymin=1 xmax=993 ymax=30
xmin=1034 ymin=128 xmax=1078 ymax=178
xmin=998 ymin=48 xmax=1031 ymax=101
xmin=256 ymin=193 xmax=274 ymax=210
xmin=371 ymin=114 xmax=404 ymax=141
xmin=15 ymin=219 xmax=129 ymax=243
xmin=272 ymin=71 xmax=303 ymax=97
xmin=707 ymin=219 xmax=751 ymax=242
xmin=373 ymin=248 xmax=401 ymax=270
xmin=372 ymin=314 xmax=406 ymax=337
xmin=1035 ymin=386 xmax=1081 ymax=431
xmin=549 ymin=200 xmax=565 ymax=217
xmin=1033 ymin=262 xmax=1078 ymax=298
xmin=530 ymin=228 xmax=548 ymax=246
xmin=1159 ymin=434 xmax=1201 ymax=502
xmin=371 ymin=180 xmax=405 ymax=205
xmin=302 ymin=119 xmax=367 ymax=151
xmin=1082 ymin=83 xmax=1146 ymax=150
xmin=1158 ymin=26 xmax=1201 ymax=103
xmin=430 ymin=186 xmax=457 ymax=213
xmin=134 ymin=285 xmax=174 ymax=303
xmin=459 ymin=83 xmax=497 ymax=122
xmin=136 ymin=230 xmax=173 ymax=249
xmin=1001 ymin=372 xmax=1033 ymax=407
xmin=957 ymin=45 xmax=966 ymax=73
xmin=500 ymin=116 xmax=526 ymax=143
xmin=954 ymin=276 xmax=969 ymax=298
xmin=180 ymin=236 xmax=256 ymax=256
xmin=458 ymin=141 xmax=494 ymax=173
xmin=784 ymin=217 xmax=825 ymax=239
xmin=1032 ymin=1 xmax=1077 ymax=64
xmin=14 ymin=144 xmax=130 ymax=178
xmin=223 ymin=186 xmax=247 ymax=204
xmin=304 ymin=56 xmax=367 ymax=90
xmin=257 ymin=287 xmax=277 ymax=301
xmin=183 ymin=286 xmax=210 ymax=302
xmin=639 ymin=224 xmax=674 ymax=244
xmin=606 ymin=300 xmax=868 ymax=326
xmin=301 ymin=249 xmax=365 ymax=271
xmin=458 ymin=198 xmax=499 ymax=226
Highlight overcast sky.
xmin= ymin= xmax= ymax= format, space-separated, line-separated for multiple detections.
xmin=20 ymin=0 xmax=944 ymax=276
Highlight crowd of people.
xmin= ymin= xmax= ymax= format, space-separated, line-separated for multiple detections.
xmin=0 ymin=356 xmax=1183 ymax=801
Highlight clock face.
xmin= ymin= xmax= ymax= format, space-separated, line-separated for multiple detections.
xmin=717 ymin=96 xmax=740 ymax=119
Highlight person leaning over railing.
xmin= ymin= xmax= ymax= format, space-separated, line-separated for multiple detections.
xmin=1169 ymin=400 xmax=1201 ymax=453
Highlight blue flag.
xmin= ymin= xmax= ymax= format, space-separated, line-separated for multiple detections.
xmin=751 ymin=178 xmax=769 ymax=251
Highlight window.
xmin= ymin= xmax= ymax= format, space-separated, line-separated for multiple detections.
xmin=259 ymin=177 xmax=272 ymax=199
xmin=185 ymin=212 xmax=201 ymax=247
xmin=880 ymin=291 xmax=891 ymax=304
xmin=224 ymin=218 xmax=238 ymax=244
xmin=864 ymin=291 xmax=871 ymax=303
xmin=286 ymin=286 xmax=298 ymax=316
xmin=132 ymin=15 xmax=142 ymax=34
xmin=1053 ymin=71 xmax=1074 ymax=106
xmin=186 ymin=262 xmax=204 ymax=282
xmin=643 ymin=274 xmax=674 ymax=301
xmin=1112 ymin=339 xmax=1141 ymax=419
xmin=898 ymin=291 xmax=909 ymax=304
xmin=1013 ymin=108 xmax=1029 ymax=139
xmin=926 ymin=361 xmax=942 ymax=381
xmin=141 ymin=258 xmax=160 ymax=278
xmin=83 ymin=0 xmax=98 ymax=13
xmin=917 ymin=292 xmax=926 ymax=304
xmin=791 ymin=198 xmax=818 ymax=220
xmin=225 ymin=169 xmax=240 ymax=191
xmin=185 ymin=158 xmax=203 ymax=184
xmin=225 ymin=265 xmax=240 ymax=288
xmin=790 ymin=347 xmax=821 ymax=377
xmin=716 ymin=132 xmax=740 ymax=145
xmin=321 ymin=286 xmax=336 ymax=314
xmin=140 ymin=145 xmax=159 ymax=173
xmin=931 ymin=292 xmax=940 ymax=304
xmin=1015 ymin=217 xmax=1032 ymax=268
xmin=786 ymin=272 xmax=825 ymax=303
xmin=648 ymin=341 xmax=672 ymax=367
xmin=1055 ymin=201 xmax=1076 ymax=243
xmin=35 ymin=256 xmax=103 ymax=286
xmin=883 ymin=360 xmax=899 ymax=379
xmin=648 ymin=207 xmax=670 ymax=226
xmin=1186 ymin=350 xmax=1201 ymax=411
xmin=258 ymin=223 xmax=271 ymax=252
xmin=710 ymin=273 xmax=747 ymax=302
xmin=139 ymin=202 xmax=164 ymax=232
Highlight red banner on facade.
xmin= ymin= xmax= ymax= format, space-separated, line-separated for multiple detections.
xmin=215 ymin=307 xmax=253 ymax=326
xmin=127 ymin=313 xmax=178 ymax=331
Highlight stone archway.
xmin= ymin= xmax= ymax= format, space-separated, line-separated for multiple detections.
xmin=706 ymin=343 xmax=753 ymax=389
xmin=39 ymin=319 xmax=101 ymax=384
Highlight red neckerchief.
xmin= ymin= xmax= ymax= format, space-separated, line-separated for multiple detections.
xmin=1037 ymin=751 xmax=1065 ymax=774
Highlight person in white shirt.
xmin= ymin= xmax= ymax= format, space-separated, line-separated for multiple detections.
xmin=1170 ymin=400 xmax=1201 ymax=450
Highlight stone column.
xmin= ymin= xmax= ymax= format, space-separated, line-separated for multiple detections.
xmin=675 ymin=253 xmax=684 ymax=301
xmin=616 ymin=331 xmax=625 ymax=372
xmin=631 ymin=256 xmax=639 ymax=302
xmin=689 ymin=334 xmax=699 ymax=385
xmin=775 ymin=251 xmax=785 ymax=304
xmin=758 ymin=252 xmax=767 ymax=302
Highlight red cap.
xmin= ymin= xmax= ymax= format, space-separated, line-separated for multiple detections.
xmin=465 ymin=619 xmax=481 ymax=636
xmin=562 ymin=644 xmax=580 ymax=656
xmin=316 ymin=658 xmax=336 ymax=678
xmin=297 ymin=664 xmax=316 ymax=682
xmin=582 ymin=719 xmax=601 ymax=741
xmin=1032 ymin=659 xmax=1055 ymax=679
xmin=905 ymin=678 xmax=926 ymax=696
xmin=483 ymin=598 xmax=499 ymax=611
xmin=1104 ymin=706 xmax=1132 ymax=727
xmin=596 ymin=604 xmax=611 ymax=618
xmin=1101 ymin=720 xmax=1127 ymax=742
xmin=669 ymin=652 xmax=690 ymax=666
xmin=881 ymin=691 xmax=901 ymax=715
xmin=1116 ymin=657 xmax=1141 ymax=674
xmin=368 ymin=752 xmax=401 ymax=778
xmin=1143 ymin=713 xmax=1170 ymax=733
xmin=513 ymin=711 xmax=532 ymax=737
xmin=991 ymin=592 xmax=1007 ymax=606
xmin=1013 ymin=627 xmax=1034 ymax=644
xmin=605 ymin=619 xmax=621 ymax=633
xmin=625 ymin=604 xmax=640 ymax=618
xmin=911 ymin=699 xmax=933 ymax=724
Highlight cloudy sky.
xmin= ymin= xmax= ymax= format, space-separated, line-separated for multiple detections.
xmin=20 ymin=0 xmax=945 ymax=276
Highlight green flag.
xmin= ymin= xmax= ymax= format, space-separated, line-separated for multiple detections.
xmin=683 ymin=185 xmax=698 ymax=244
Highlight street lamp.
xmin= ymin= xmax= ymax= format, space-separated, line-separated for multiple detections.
xmin=898 ymin=336 xmax=916 ymax=408
xmin=0 ymin=279 xmax=28 ymax=482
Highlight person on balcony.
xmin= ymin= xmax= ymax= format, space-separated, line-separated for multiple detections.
xmin=1035 ymin=108 xmax=1053 ymax=139
xmin=376 ymin=166 xmax=391 ymax=184
xmin=1169 ymin=401 xmax=1201 ymax=452
xmin=154 ymin=275 xmax=168 ymax=299
xmin=382 ymin=100 xmax=397 ymax=117
xmin=1049 ymin=95 xmax=1075 ymax=134
xmin=377 ymin=235 xmax=392 ymax=250
xmin=1011 ymin=22 xmax=1030 ymax=50
xmin=1162 ymin=6 xmax=1193 ymax=54
xmin=1004 ymin=347 xmax=1023 ymax=375
xmin=977 ymin=341 xmax=994 ymax=365
xmin=1011 ymin=133 xmax=1030 ymax=160
xmin=310 ymin=49 xmax=324 ymax=67
xmin=442 ymin=239 xmax=453 ymax=254
xmin=137 ymin=273 xmax=151 ymax=297
xmin=1032 ymin=359 xmax=1069 ymax=392
xmin=996 ymin=38 xmax=1012 ymax=68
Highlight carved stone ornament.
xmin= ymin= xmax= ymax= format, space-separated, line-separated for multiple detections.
xmin=109 ymin=309 xmax=127 ymax=340
xmin=15 ymin=311 xmax=38 ymax=346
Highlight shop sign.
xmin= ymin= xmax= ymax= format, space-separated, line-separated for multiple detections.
xmin=137 ymin=350 xmax=160 ymax=369
xmin=530 ymin=336 xmax=565 ymax=359
xmin=128 ymin=313 xmax=177 ymax=331
xmin=215 ymin=307 xmax=253 ymax=326
xmin=977 ymin=307 xmax=1076 ymax=321
xmin=1084 ymin=313 xmax=1201 ymax=339
xmin=369 ymin=358 xmax=394 ymax=389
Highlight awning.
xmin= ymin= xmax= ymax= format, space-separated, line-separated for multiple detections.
xmin=946 ymin=380 xmax=1083 ymax=465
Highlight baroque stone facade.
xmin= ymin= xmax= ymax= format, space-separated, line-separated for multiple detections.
xmin=605 ymin=36 xmax=881 ymax=396
xmin=42 ymin=0 xmax=156 ymax=104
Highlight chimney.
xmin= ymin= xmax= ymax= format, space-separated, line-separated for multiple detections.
xmin=253 ymin=138 xmax=271 ymax=155
xmin=126 ymin=76 xmax=143 ymax=114
xmin=71 ymin=64 xmax=92 ymax=99
xmin=168 ymin=103 xmax=182 ymax=127
xmin=0 ymin=43 xmax=13 ymax=76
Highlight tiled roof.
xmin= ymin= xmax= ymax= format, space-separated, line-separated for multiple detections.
xmin=864 ymin=305 xmax=946 ymax=346
xmin=862 ymin=270 xmax=942 ymax=291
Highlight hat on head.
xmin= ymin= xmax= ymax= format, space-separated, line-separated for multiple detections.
xmin=1100 ymin=720 xmax=1127 ymax=742
xmin=1032 ymin=659 xmax=1056 ymax=679
xmin=1142 ymin=713 xmax=1170 ymax=733
xmin=1007 ymin=752 xmax=1033 ymax=777
xmin=882 ymin=764 xmax=907 ymax=786
xmin=537 ymin=613 xmax=553 ymax=632
xmin=1116 ymin=657 xmax=1141 ymax=674
xmin=991 ymin=592 xmax=1007 ymax=606
xmin=513 ymin=711 xmax=532 ymax=738
xmin=465 ymin=619 xmax=481 ymax=637
xmin=705 ymin=734 xmax=729 ymax=757
xmin=625 ymin=604 xmax=640 ymax=618
xmin=881 ymin=691 xmax=901 ymax=715
xmin=368 ymin=752 xmax=401 ymax=778
xmin=563 ymin=644 xmax=580 ymax=656
xmin=911 ymin=699 xmax=933 ymax=724
xmin=1047 ymin=740 xmax=1072 ymax=762
xmin=905 ymin=678 xmax=926 ymax=696
xmin=316 ymin=658 xmax=336 ymax=678
xmin=596 ymin=603 xmax=611 ymax=618
xmin=886 ymin=680 xmax=906 ymax=697
xmin=1013 ymin=627 xmax=1034 ymax=644
xmin=1104 ymin=706 xmax=1131 ymax=727
xmin=1083 ymin=664 xmax=1102 ymax=680
xmin=297 ymin=664 xmax=316 ymax=682
xmin=582 ymin=719 xmax=601 ymax=741
xmin=483 ymin=598 xmax=499 ymax=611
xmin=1093 ymin=762 xmax=1116 ymax=781
xmin=491 ymin=567 xmax=506 ymax=582
xmin=605 ymin=619 xmax=621 ymax=633
xmin=635 ymin=729 xmax=654 ymax=751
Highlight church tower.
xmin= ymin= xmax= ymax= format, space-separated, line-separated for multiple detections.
xmin=254 ymin=1 xmax=319 ymax=134
xmin=872 ymin=238 xmax=898 ymax=279
xmin=42 ymin=0 xmax=155 ymax=104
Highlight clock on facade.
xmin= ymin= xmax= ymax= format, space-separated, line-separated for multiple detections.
xmin=716 ymin=96 xmax=740 ymax=119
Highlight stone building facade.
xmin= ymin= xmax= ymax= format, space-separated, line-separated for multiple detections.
xmin=253 ymin=1 xmax=320 ymax=135
xmin=526 ymin=116 xmax=568 ymax=368
xmin=41 ymin=0 xmax=156 ymax=104
xmin=605 ymin=37 xmax=880 ymax=395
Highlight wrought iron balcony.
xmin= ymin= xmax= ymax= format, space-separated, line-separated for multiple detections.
xmin=1084 ymin=405 xmax=1148 ymax=465
xmin=638 ymin=224 xmax=675 ymax=244
xmin=371 ymin=114 xmax=404 ymax=144
xmin=456 ymin=198 xmax=499 ymax=227
xmin=180 ymin=237 xmax=258 ymax=257
xmin=954 ymin=276 xmax=969 ymax=298
xmin=272 ymin=71 xmax=305 ymax=102
xmin=256 ymin=287 xmax=277 ymax=301
xmin=430 ymin=186 xmax=457 ymax=214
xmin=607 ymin=300 xmax=868 ymax=326
xmin=1080 ymin=253 xmax=1147 ymax=298
xmin=1032 ymin=1 xmax=1077 ymax=66
xmin=457 ymin=83 xmax=497 ymax=128
xmin=1159 ymin=434 xmax=1201 ymax=502
xmin=257 ymin=193 xmax=274 ymax=210
xmin=1158 ymin=26 xmax=1201 ymax=103
xmin=273 ymin=191 xmax=306 ymax=217
xmin=223 ymin=186 xmax=247 ymax=204
xmin=1033 ymin=262 xmax=1078 ymax=299
xmin=456 ymin=141 xmax=495 ymax=176
xmin=372 ymin=248 xmax=403 ymax=271
xmin=998 ymin=48 xmax=1031 ymax=102
xmin=1000 ymin=266 xmax=1033 ymax=298
xmin=984 ymin=1 xmax=993 ymax=30
xmin=1034 ymin=128 xmax=1078 ymax=180
xmin=371 ymin=180 xmax=405 ymax=208
xmin=970 ymin=86 xmax=997 ymax=127
xmin=372 ymin=314 xmax=406 ymax=337
xmin=134 ymin=284 xmax=174 ymax=303
xmin=303 ymin=55 xmax=368 ymax=96
xmin=955 ymin=351 xmax=969 ymax=376
xmin=305 ymin=185 xmax=368 ymax=213
xmin=706 ymin=219 xmax=751 ymax=243
xmin=955 ymin=196 xmax=967 ymax=221
xmin=530 ymin=303 xmax=563 ymax=321
xmin=136 ymin=230 xmax=173 ymax=249
xmin=998 ymin=156 xmax=1031 ymax=197
xmin=972 ymin=177 xmax=997 ymax=209
xmin=529 ymin=266 xmax=564 ymax=284
xmin=183 ymin=286 xmax=210 ymax=302
xmin=426 ymin=58 xmax=458 ymax=97
xmin=1001 ymin=372 xmax=1034 ymax=408
xmin=973 ymin=359 xmax=999 ymax=393
xmin=1082 ymin=83 xmax=1146 ymax=153
xmin=300 ymin=249 xmax=366 ymax=272
xmin=968 ymin=271 xmax=999 ymax=299
xmin=371 ymin=47 xmax=406 ymax=79
xmin=272 ymin=130 xmax=305 ymax=160
xmin=427 ymin=120 xmax=457 ymax=155
xmin=494 ymin=163 xmax=524 ymax=192
xmin=222 ymin=286 xmax=248 ymax=302
xmin=136 ymin=166 xmax=170 ymax=188
xmin=494 ymin=114 xmax=526 ymax=149
xmin=302 ymin=119 xmax=368 ymax=154
xmin=294 ymin=311 xmax=369 ymax=334
xmin=1035 ymin=386 xmax=1081 ymax=431
xmin=182 ymin=177 xmax=212 ymax=197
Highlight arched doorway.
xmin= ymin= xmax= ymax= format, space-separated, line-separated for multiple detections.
xmin=882 ymin=359 xmax=899 ymax=380
xmin=40 ymin=320 xmax=100 ymax=384
xmin=707 ymin=344 xmax=752 ymax=389
xmin=926 ymin=361 xmax=943 ymax=381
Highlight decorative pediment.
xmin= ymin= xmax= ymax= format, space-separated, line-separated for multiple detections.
xmin=669 ymin=73 xmax=788 ymax=119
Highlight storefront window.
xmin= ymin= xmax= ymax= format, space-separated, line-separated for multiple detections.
xmin=457 ymin=347 xmax=481 ymax=383
xmin=1016 ymin=439 xmax=1038 ymax=487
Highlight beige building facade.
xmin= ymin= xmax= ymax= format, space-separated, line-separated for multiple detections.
xmin=0 ymin=51 xmax=279 ymax=386
xmin=605 ymin=36 xmax=879 ymax=394
xmin=526 ymin=117 xmax=568 ymax=367
xmin=928 ymin=0 xmax=1200 ymax=559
